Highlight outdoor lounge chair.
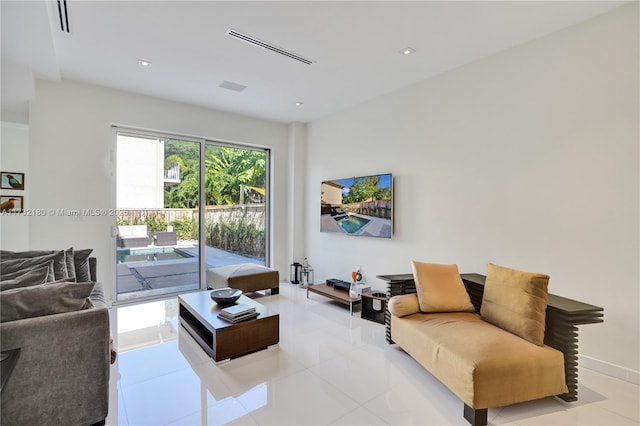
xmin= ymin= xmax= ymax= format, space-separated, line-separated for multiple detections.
xmin=117 ymin=225 xmax=150 ymax=248
xmin=155 ymin=231 xmax=177 ymax=246
xmin=330 ymin=206 xmax=347 ymax=217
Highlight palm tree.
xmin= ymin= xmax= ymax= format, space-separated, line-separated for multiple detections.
xmin=205 ymin=146 xmax=266 ymax=205
xmin=163 ymin=143 xmax=266 ymax=208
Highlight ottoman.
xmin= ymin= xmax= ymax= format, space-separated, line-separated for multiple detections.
xmin=207 ymin=263 xmax=279 ymax=295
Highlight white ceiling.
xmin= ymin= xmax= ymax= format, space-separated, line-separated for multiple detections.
xmin=1 ymin=1 xmax=628 ymax=124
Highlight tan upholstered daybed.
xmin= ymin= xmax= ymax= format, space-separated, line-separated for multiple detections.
xmin=388 ymin=262 xmax=569 ymax=426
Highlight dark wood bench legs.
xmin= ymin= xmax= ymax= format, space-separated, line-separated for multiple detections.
xmin=270 ymin=287 xmax=279 ymax=295
xmin=464 ymin=404 xmax=487 ymax=426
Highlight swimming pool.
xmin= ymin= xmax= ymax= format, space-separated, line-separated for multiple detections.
xmin=117 ymin=247 xmax=191 ymax=264
xmin=335 ymin=215 xmax=370 ymax=234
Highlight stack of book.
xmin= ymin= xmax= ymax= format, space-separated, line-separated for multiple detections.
xmin=217 ymin=304 xmax=259 ymax=323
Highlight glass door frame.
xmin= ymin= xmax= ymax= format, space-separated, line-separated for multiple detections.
xmin=203 ymin=139 xmax=271 ymax=271
xmin=112 ymin=126 xmax=271 ymax=305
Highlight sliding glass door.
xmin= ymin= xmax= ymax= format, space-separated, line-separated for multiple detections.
xmin=115 ymin=129 xmax=269 ymax=302
xmin=115 ymin=133 xmax=201 ymax=302
xmin=203 ymin=144 xmax=268 ymax=275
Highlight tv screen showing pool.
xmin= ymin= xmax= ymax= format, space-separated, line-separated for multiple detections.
xmin=321 ymin=173 xmax=393 ymax=238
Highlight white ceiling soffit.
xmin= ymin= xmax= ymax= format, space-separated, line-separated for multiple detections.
xmin=1 ymin=0 xmax=60 ymax=81
xmin=1 ymin=1 xmax=61 ymax=120
xmin=1 ymin=1 xmax=630 ymax=124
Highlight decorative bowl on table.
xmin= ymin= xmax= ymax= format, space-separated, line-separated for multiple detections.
xmin=210 ymin=287 xmax=242 ymax=306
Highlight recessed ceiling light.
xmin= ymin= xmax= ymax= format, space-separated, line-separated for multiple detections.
xmin=295 ymin=102 xmax=304 ymax=107
xmin=399 ymin=47 xmax=416 ymax=56
xmin=138 ymin=59 xmax=152 ymax=67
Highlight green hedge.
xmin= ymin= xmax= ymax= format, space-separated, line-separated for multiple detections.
xmin=170 ymin=218 xmax=198 ymax=241
xmin=119 ymin=209 xmax=265 ymax=260
xmin=205 ymin=213 xmax=264 ymax=259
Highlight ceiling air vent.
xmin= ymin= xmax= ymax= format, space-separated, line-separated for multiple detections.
xmin=226 ymin=28 xmax=313 ymax=65
xmin=56 ymin=0 xmax=70 ymax=32
xmin=219 ymin=80 xmax=247 ymax=92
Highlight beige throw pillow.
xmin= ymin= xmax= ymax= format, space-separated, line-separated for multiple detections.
xmin=411 ymin=261 xmax=474 ymax=313
xmin=388 ymin=293 xmax=420 ymax=317
xmin=480 ymin=263 xmax=549 ymax=346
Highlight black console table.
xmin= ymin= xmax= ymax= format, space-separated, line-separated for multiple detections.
xmin=377 ymin=273 xmax=603 ymax=403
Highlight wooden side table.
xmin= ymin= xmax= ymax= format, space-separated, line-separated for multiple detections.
xmin=306 ymin=283 xmax=360 ymax=315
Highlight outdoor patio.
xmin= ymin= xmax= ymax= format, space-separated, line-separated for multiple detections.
xmin=116 ymin=243 xmax=264 ymax=301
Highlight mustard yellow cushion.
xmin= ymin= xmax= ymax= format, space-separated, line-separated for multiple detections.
xmin=388 ymin=293 xmax=420 ymax=317
xmin=411 ymin=261 xmax=474 ymax=313
xmin=390 ymin=312 xmax=568 ymax=409
xmin=481 ymin=263 xmax=549 ymax=345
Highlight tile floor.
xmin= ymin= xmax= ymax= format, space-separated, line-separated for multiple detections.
xmin=107 ymin=283 xmax=639 ymax=426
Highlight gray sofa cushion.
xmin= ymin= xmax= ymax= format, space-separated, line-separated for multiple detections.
xmin=0 ymin=265 xmax=51 ymax=291
xmin=88 ymin=281 xmax=107 ymax=309
xmin=0 ymin=285 xmax=110 ymax=425
xmin=0 ymin=281 xmax=95 ymax=322
xmin=0 ymin=261 xmax=53 ymax=282
xmin=0 ymin=248 xmax=92 ymax=282
xmin=0 ymin=250 xmax=68 ymax=280
xmin=74 ymin=249 xmax=93 ymax=282
xmin=1 ymin=255 xmax=57 ymax=281
xmin=64 ymin=247 xmax=77 ymax=281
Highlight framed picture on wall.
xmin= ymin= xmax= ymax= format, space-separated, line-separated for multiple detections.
xmin=1 ymin=172 xmax=25 ymax=190
xmin=0 ymin=195 xmax=23 ymax=213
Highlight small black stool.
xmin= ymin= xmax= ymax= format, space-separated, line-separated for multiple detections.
xmin=361 ymin=291 xmax=387 ymax=324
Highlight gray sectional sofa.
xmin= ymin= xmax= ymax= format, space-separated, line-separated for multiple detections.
xmin=0 ymin=250 xmax=113 ymax=426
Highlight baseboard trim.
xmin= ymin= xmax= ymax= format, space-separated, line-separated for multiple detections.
xmin=579 ymin=354 xmax=639 ymax=385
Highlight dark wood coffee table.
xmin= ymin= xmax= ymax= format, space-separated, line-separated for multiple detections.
xmin=178 ymin=292 xmax=279 ymax=363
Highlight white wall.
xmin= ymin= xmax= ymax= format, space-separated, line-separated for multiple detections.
xmin=306 ymin=4 xmax=639 ymax=375
xmin=287 ymin=122 xmax=307 ymax=268
xmin=28 ymin=79 xmax=290 ymax=300
xmin=321 ymin=182 xmax=343 ymax=206
xmin=116 ymin=135 xmax=165 ymax=209
xmin=0 ymin=122 xmax=30 ymax=251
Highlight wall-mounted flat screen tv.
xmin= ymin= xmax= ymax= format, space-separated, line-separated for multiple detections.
xmin=321 ymin=173 xmax=393 ymax=238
